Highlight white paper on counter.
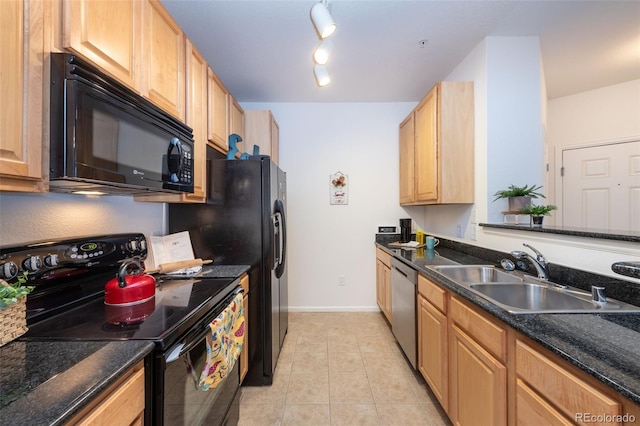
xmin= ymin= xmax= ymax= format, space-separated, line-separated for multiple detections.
xmin=146 ymin=231 xmax=195 ymax=270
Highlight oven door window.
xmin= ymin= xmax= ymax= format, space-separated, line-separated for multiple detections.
xmin=164 ymin=338 xmax=239 ymax=425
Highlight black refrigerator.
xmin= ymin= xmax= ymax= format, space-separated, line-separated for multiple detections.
xmin=168 ymin=152 xmax=288 ymax=386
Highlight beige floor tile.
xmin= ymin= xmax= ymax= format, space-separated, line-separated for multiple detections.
xmin=362 ymin=350 xmax=409 ymax=376
xmin=358 ymin=334 xmax=396 ymax=353
xmin=330 ymin=403 xmax=379 ymax=425
xmin=327 ymin=333 xmax=360 ymax=353
xmin=281 ymin=404 xmax=331 ymax=425
xmin=296 ymin=334 xmax=329 ymax=353
xmin=369 ymin=374 xmax=420 ymax=403
xmin=328 ymin=351 xmax=367 ymax=375
xmin=286 ymin=374 xmax=330 ymax=404
xmin=376 ymin=403 xmax=447 ymax=426
xmin=329 ymin=374 xmax=374 ymax=404
xmin=291 ymin=351 xmax=329 ymax=375
xmin=238 ymin=403 xmax=284 ymax=426
xmin=240 ymin=373 xmax=289 ymax=405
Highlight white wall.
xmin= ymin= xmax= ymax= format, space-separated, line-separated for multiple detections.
xmin=242 ymin=102 xmax=415 ymax=311
xmin=0 ymin=193 xmax=166 ymax=245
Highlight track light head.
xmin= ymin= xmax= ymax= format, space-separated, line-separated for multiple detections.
xmin=311 ymin=1 xmax=336 ymax=39
xmin=314 ymin=65 xmax=331 ymax=87
xmin=313 ymin=40 xmax=334 ymax=65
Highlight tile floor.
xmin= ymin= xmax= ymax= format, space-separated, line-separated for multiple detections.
xmin=239 ymin=312 xmax=451 ymax=425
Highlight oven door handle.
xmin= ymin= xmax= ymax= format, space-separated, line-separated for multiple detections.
xmin=165 ymin=287 xmax=244 ymax=364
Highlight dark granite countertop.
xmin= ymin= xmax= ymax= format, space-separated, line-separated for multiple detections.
xmin=376 ymin=240 xmax=640 ymax=405
xmin=0 ymin=340 xmax=154 ymax=425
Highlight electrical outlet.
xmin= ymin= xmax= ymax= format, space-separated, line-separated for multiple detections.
xmin=456 ymin=225 xmax=463 ymax=238
xmin=338 ymin=275 xmax=346 ymax=286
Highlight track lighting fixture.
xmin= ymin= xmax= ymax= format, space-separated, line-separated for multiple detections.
xmin=313 ymin=40 xmax=334 ymax=65
xmin=314 ymin=65 xmax=331 ymax=87
xmin=310 ymin=1 xmax=336 ymax=39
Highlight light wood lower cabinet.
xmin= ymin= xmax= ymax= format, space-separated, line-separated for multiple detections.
xmin=418 ymin=292 xmax=448 ymax=411
xmin=410 ymin=271 xmax=640 ymax=426
xmin=0 ymin=0 xmax=46 ymax=192
xmin=375 ymin=248 xmax=392 ymax=323
xmin=240 ymin=274 xmax=249 ymax=383
xmin=67 ymin=361 xmax=145 ymax=425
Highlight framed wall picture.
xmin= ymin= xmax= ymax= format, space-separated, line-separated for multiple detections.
xmin=330 ymin=172 xmax=348 ymax=205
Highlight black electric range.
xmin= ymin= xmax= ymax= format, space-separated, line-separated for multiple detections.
xmin=0 ymin=234 xmax=246 ymax=425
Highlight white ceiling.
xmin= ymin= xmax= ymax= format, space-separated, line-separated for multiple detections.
xmin=161 ymin=0 xmax=640 ymax=103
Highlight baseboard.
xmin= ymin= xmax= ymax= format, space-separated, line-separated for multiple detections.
xmin=288 ymin=306 xmax=381 ymax=313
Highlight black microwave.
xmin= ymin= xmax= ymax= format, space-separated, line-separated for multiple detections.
xmin=49 ymin=53 xmax=194 ymax=195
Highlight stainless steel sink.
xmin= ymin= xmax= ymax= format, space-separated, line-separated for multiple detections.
xmin=429 ymin=264 xmax=640 ymax=314
xmin=430 ymin=265 xmax=523 ymax=284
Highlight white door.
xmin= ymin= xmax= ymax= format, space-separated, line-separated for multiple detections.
xmin=562 ymin=141 xmax=640 ymax=231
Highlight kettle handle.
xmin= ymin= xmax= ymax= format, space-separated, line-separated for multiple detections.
xmin=117 ymin=258 xmax=143 ymax=288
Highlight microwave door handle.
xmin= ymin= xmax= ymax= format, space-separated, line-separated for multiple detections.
xmin=167 ymin=137 xmax=183 ymax=183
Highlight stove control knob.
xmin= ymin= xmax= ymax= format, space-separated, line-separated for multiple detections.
xmin=0 ymin=262 xmax=18 ymax=280
xmin=139 ymin=239 xmax=146 ymax=251
xmin=127 ymin=240 xmax=139 ymax=252
xmin=44 ymin=254 xmax=59 ymax=267
xmin=22 ymin=256 xmax=42 ymax=272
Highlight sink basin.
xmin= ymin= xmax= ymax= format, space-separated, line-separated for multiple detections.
xmin=428 ymin=264 xmax=640 ymax=314
xmin=430 ymin=265 xmax=523 ymax=284
xmin=469 ymin=283 xmax=640 ymax=314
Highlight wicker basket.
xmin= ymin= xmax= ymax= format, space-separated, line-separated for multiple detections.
xmin=0 ymin=296 xmax=28 ymax=348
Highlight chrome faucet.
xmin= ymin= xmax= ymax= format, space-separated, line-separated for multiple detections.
xmin=511 ymin=243 xmax=550 ymax=280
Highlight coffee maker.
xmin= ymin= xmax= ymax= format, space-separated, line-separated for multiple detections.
xmin=399 ymin=218 xmax=412 ymax=243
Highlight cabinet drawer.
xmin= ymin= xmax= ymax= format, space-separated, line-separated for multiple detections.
xmin=71 ymin=363 xmax=145 ymax=425
xmin=516 ymin=340 xmax=621 ymax=422
xmin=418 ymin=275 xmax=447 ymax=313
xmin=449 ymin=297 xmax=507 ymax=362
xmin=376 ymin=247 xmax=392 ymax=268
xmin=516 ymin=378 xmax=573 ymax=426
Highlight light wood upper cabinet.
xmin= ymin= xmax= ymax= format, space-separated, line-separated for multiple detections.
xmin=207 ymin=67 xmax=229 ymax=153
xmin=0 ymin=0 xmax=46 ymax=192
xmin=62 ymin=0 xmax=141 ymax=91
xmin=142 ymin=0 xmax=185 ymax=121
xmin=399 ymin=81 xmax=474 ymax=205
xmin=399 ymin=112 xmax=415 ymax=204
xmin=244 ymin=110 xmax=280 ymax=164
xmin=229 ymin=96 xmax=245 ymax=153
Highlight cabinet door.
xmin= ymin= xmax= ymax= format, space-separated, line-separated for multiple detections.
xmin=143 ymin=0 xmax=185 ymax=120
xmin=418 ymin=295 xmax=448 ymax=411
xmin=449 ymin=324 xmax=507 ymax=426
xmin=0 ymin=0 xmax=45 ymax=192
xmin=383 ymin=264 xmax=392 ymax=322
xmin=399 ymin=112 xmax=415 ymax=204
xmin=207 ymin=67 xmax=229 ymax=152
xmin=63 ymin=0 xmax=140 ymax=90
xmin=414 ymin=86 xmax=438 ymax=203
xmin=230 ymin=96 xmax=244 ymax=139
xmin=270 ymin=115 xmax=280 ymax=165
xmin=184 ymin=39 xmax=207 ymax=202
xmin=376 ymin=259 xmax=386 ymax=312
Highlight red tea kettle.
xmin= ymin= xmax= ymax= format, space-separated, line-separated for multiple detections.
xmin=105 ymin=258 xmax=156 ymax=325
xmin=105 ymin=258 xmax=156 ymax=305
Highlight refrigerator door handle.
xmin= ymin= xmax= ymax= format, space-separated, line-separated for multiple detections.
xmin=272 ymin=212 xmax=281 ymax=270
xmin=273 ymin=199 xmax=286 ymax=278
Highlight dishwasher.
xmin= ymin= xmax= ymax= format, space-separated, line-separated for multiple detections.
xmin=391 ymin=258 xmax=418 ymax=369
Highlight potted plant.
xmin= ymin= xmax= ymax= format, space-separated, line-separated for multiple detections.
xmin=493 ymin=184 xmax=545 ymax=212
xmin=520 ymin=203 xmax=557 ymax=225
xmin=0 ymin=273 xmax=33 ymax=347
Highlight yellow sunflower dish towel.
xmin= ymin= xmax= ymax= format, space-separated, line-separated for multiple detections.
xmin=193 ymin=292 xmax=245 ymax=391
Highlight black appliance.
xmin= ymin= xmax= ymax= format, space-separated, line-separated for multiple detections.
xmin=399 ymin=218 xmax=412 ymax=243
xmin=49 ymin=53 xmax=194 ymax=195
xmin=169 ymin=154 xmax=288 ymax=386
xmin=0 ymin=234 xmax=242 ymax=425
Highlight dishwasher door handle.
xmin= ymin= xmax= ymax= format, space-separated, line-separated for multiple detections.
xmin=393 ymin=266 xmax=409 ymax=278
